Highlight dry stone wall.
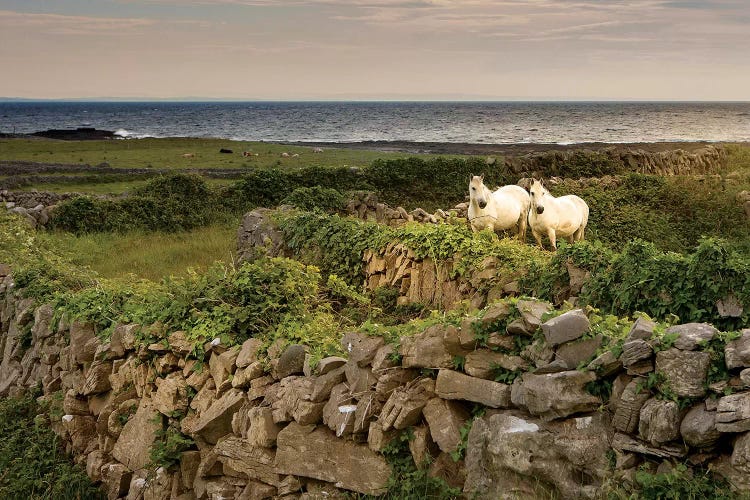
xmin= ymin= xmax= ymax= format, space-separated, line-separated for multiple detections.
xmin=2 ymin=264 xmax=750 ymax=499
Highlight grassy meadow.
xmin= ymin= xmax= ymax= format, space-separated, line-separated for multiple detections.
xmin=0 ymin=137 xmax=451 ymax=171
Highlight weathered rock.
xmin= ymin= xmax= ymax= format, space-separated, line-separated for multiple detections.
xmin=276 ymin=422 xmax=391 ymax=496
xmin=344 ymin=362 xmax=377 ymax=394
xmin=620 ymin=340 xmax=653 ymax=367
xmin=109 ymin=324 xmax=139 ymax=358
xmin=554 ymin=335 xmax=602 ymax=369
xmin=731 ymin=431 xmax=750 ymax=473
xmin=379 ymin=378 xmax=435 ymax=431
xmin=236 ymin=338 xmax=263 ymax=369
xmin=666 ymin=323 xmax=717 ymax=351
xmin=716 ymin=391 xmax=750 ymax=432
xmin=520 ymin=338 xmax=554 ymax=367
xmin=613 ymin=379 xmax=651 ymax=433
xmin=717 ymin=295 xmax=743 ymax=318
xmin=711 ymin=455 xmax=750 ymax=493
xmin=409 ymin=425 xmax=438 ymax=467
xmin=153 ymin=372 xmax=189 ymax=416
xmin=112 ymin=399 xmax=162 ymax=470
xmin=31 ymin=304 xmax=54 ymax=344
xmin=371 ymin=345 xmax=399 ymax=373
xmin=232 ymin=361 xmax=264 ymax=389
xmin=587 ymin=350 xmax=623 ymax=377
xmin=464 ymin=349 xmax=528 ymax=379
xmin=69 ymin=321 xmax=99 ymax=365
xmin=272 ymin=376 xmax=325 ymax=425
xmin=435 ymin=369 xmax=511 ymax=408
xmin=374 ymin=367 xmax=418 ymax=401
xmin=167 ymin=331 xmax=193 ymax=356
xmin=443 ymin=324 xmax=472 ymax=356
xmin=422 ymin=398 xmax=469 ymax=453
xmin=464 ymin=411 xmax=611 ymax=500
xmin=213 ymin=435 xmax=280 ymax=486
xmin=368 ymin=421 xmax=399 ymax=452
xmin=516 ymin=299 xmax=552 ymax=332
xmin=209 ymin=347 xmax=239 ymax=388
xmin=639 ymin=398 xmax=681 ymax=445
xmin=655 ymin=348 xmax=710 ymax=398
xmin=400 ymin=324 xmax=454 ymax=369
xmin=192 ymin=388 xmax=246 ymax=443
xmin=64 ymin=388 xmax=90 ymax=415
xmin=239 ymin=480 xmax=277 ymax=499
xmin=612 ymin=432 xmax=687 ymax=458
xmin=323 ymin=383 xmax=356 ymax=437
xmin=680 ymin=403 xmax=722 ymax=448
xmin=541 ymin=309 xmax=589 ymax=346
xmin=311 ymin=366 xmax=346 ymax=402
xmin=512 ymin=371 xmax=600 ymax=421
xmin=275 ymin=344 xmax=306 ymax=379
xmin=101 ymin=463 xmax=132 ymax=500
xmin=626 ymin=316 xmax=655 ymax=341
xmin=316 ymin=356 xmax=347 ymax=375
xmin=726 ymin=330 xmax=750 ymax=370
xmin=341 ymin=332 xmax=385 ymax=367
xmin=354 ymin=391 xmax=382 ymax=434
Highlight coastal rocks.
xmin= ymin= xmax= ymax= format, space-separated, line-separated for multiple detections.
xmin=435 ymin=369 xmax=512 ymax=408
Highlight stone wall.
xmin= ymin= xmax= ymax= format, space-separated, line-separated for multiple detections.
xmin=504 ymin=145 xmax=728 ymax=176
xmin=2 ymin=263 xmax=750 ymax=499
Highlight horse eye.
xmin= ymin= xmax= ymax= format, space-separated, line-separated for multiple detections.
xmin=471 ymin=187 xmax=475 ymax=191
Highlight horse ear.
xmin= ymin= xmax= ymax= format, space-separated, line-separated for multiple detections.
xmin=480 ymin=173 xmax=485 ymax=180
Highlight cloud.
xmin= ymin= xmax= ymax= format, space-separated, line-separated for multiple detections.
xmin=0 ymin=10 xmax=161 ymax=35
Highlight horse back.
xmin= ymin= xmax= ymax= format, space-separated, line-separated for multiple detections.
xmin=557 ymin=195 xmax=589 ymax=227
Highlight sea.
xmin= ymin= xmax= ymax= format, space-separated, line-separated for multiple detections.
xmin=1 ymin=101 xmax=749 ymax=144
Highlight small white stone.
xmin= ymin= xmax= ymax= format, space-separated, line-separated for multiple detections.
xmin=62 ymin=414 xmax=74 ymax=422
xmin=210 ymin=338 xmax=221 ymax=347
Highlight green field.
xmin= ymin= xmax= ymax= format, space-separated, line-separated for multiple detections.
xmin=0 ymin=137 xmax=448 ymax=170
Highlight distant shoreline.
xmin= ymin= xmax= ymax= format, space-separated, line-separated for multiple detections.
xmin=1 ymin=129 xmax=746 ymax=156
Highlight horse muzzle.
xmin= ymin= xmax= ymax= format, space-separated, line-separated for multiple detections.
xmin=478 ymin=201 xmax=487 ymax=209
xmin=536 ymin=206 xmax=545 ymax=214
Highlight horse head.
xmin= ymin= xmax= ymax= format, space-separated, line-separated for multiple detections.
xmin=469 ymin=174 xmax=488 ymax=209
xmin=529 ymin=178 xmax=548 ymax=214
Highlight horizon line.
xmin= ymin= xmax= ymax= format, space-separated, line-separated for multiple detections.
xmin=2 ymin=97 xmax=750 ymax=103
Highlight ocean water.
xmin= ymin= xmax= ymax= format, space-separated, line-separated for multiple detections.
xmin=1 ymin=101 xmax=749 ymax=144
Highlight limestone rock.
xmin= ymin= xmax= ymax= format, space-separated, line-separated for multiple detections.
xmin=70 ymin=321 xmax=99 ymax=365
xmin=732 ymin=431 xmax=750 ymax=473
xmin=620 ymin=340 xmax=653 ymax=367
xmin=209 ymin=346 xmax=239 ymax=388
xmin=554 ymin=335 xmax=602 ymax=369
xmin=272 ymin=376 xmax=325 ymax=426
xmin=680 ymin=403 xmax=721 ymax=448
xmin=541 ymin=309 xmax=589 ymax=346
xmin=666 ymin=323 xmax=717 ymax=351
xmin=213 ymin=435 xmax=280 ymax=486
xmin=112 ymin=399 xmax=162 ymax=471
xmin=464 ymin=411 xmax=611 ymax=500
xmin=716 ymin=391 xmax=750 ymax=432
xmin=192 ymin=388 xmax=246 ymax=443
xmin=167 ymin=331 xmax=193 ymax=356
xmin=435 ymin=369 xmax=512 ymax=408
xmin=626 ymin=317 xmax=655 ymax=341
xmin=374 ymin=368 xmax=418 ymax=401
xmin=232 ymin=361 xmax=264 ymax=389
xmin=276 ymin=422 xmax=391 ymax=496
xmin=341 ymin=332 xmax=384 ymax=367
xmin=587 ymin=351 xmax=622 ymax=377
xmin=410 ymin=425 xmax=438 ymax=467
xmin=516 ymin=299 xmax=552 ymax=332
xmin=31 ymin=304 xmax=55 ymax=344
xmin=101 ymin=463 xmax=132 ymax=500
xmin=726 ymin=330 xmax=750 ymax=370
xmin=422 ymin=398 xmax=469 ymax=453
xmin=368 ymin=421 xmax=399 ymax=452
xmin=153 ymin=372 xmax=189 ymax=416
xmin=613 ymin=380 xmax=651 ymax=434
xmin=655 ymin=348 xmax=710 ymax=398
xmin=464 ymin=349 xmax=528 ymax=379
xmin=344 ymin=361 xmax=377 ymax=394
xmin=400 ymin=325 xmax=454 ymax=369
xmin=323 ymin=383 xmax=356 ymax=437
xmin=310 ymin=366 xmax=346 ymax=402
xmin=612 ymin=433 xmax=687 ymax=459
xmin=236 ymin=338 xmax=263 ymax=369
xmin=379 ymin=378 xmax=435 ymax=431
xmin=512 ymin=371 xmax=600 ymax=421
xmin=275 ymin=344 xmax=306 ymax=379
xmin=639 ymin=398 xmax=681 ymax=445
xmin=63 ymin=389 xmax=89 ymax=415
xmin=316 ymin=356 xmax=347 ymax=375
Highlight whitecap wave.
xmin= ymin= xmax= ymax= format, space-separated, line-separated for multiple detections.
xmin=113 ymin=128 xmax=154 ymax=139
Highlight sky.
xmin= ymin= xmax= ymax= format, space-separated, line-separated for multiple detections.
xmin=1 ymin=0 xmax=749 ymax=100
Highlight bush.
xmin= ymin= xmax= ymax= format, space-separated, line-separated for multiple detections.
xmin=50 ymin=174 xmax=223 ymax=233
xmin=0 ymin=390 xmax=104 ymax=499
xmin=281 ymin=186 xmax=347 ymax=213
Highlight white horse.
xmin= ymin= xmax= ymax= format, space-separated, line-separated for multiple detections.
xmin=468 ymin=174 xmax=530 ymax=240
xmin=527 ymin=179 xmax=589 ymax=250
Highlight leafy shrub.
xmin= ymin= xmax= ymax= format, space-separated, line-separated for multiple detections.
xmin=281 ymin=186 xmax=347 ymax=213
xmin=606 ymin=463 xmax=742 ymax=500
xmin=0 ymin=390 xmax=104 ymax=499
xmin=149 ymin=424 xmax=194 ymax=469
xmin=50 ymin=174 xmax=223 ymax=233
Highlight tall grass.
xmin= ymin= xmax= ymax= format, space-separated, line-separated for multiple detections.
xmin=41 ymin=223 xmax=238 ymax=280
